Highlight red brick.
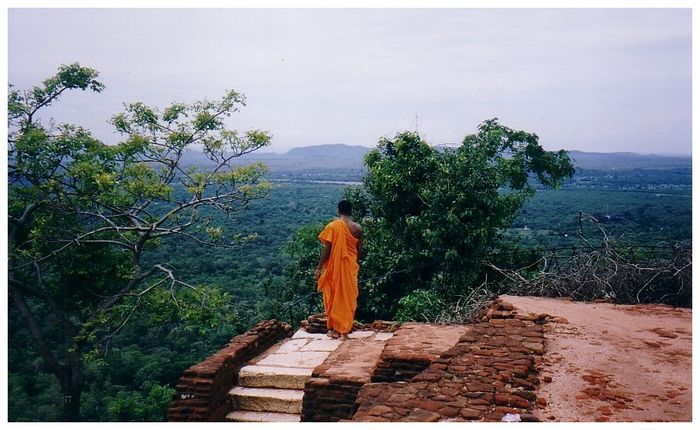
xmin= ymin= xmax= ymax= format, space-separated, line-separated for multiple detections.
xmin=510 ymin=395 xmax=531 ymax=408
xmin=520 ymin=413 xmax=540 ymax=422
xmin=512 ymin=390 xmax=536 ymax=402
xmin=494 ymin=406 xmax=522 ymax=414
xmin=407 ymin=409 xmax=442 ymax=422
xmin=439 ymin=387 xmax=460 ymax=397
xmin=414 ymin=399 xmax=445 ymax=412
xmin=467 ymin=404 xmax=490 ymax=411
xmin=368 ymin=405 xmax=393 ymax=416
xmin=438 ymin=406 xmax=460 ymax=418
xmin=468 ymin=398 xmax=492 ymax=406
xmin=460 ymin=408 xmax=482 ymax=419
xmin=495 ymin=393 xmax=510 ymax=406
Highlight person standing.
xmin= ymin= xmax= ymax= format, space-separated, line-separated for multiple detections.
xmin=314 ymin=200 xmax=363 ymax=340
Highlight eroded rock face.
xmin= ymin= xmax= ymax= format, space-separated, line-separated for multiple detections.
xmin=352 ymin=299 xmax=546 ymax=422
xmin=503 ymin=295 xmax=692 ymax=422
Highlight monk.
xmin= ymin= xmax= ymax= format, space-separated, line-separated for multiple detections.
xmin=314 ymin=200 xmax=363 ymax=341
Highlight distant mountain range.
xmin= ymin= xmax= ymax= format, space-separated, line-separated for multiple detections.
xmin=283 ymin=144 xmax=370 ymax=161
xmin=565 ymin=150 xmax=691 ymax=170
xmin=183 ymin=144 xmax=370 ymax=171
xmin=182 ymin=144 xmax=690 ymax=172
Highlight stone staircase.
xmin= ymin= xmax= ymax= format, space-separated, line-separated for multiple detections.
xmin=226 ymin=328 xmax=345 ymax=422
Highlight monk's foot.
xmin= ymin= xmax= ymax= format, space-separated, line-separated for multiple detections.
xmin=339 ymin=334 xmax=348 ymax=341
xmin=327 ymin=330 xmax=340 ymax=339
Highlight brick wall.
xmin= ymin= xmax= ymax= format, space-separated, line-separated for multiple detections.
xmin=371 ymin=323 xmax=465 ymax=383
xmin=167 ymin=319 xmax=293 ymax=421
xmin=302 ymin=377 xmax=365 ymax=421
xmin=301 ymin=329 xmax=389 ymax=422
xmin=351 ymin=300 xmax=549 ymax=422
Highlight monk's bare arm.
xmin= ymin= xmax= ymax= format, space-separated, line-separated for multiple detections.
xmin=315 ymin=241 xmax=332 ymax=280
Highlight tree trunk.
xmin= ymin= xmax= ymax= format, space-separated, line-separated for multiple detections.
xmin=60 ymin=362 xmax=83 ymax=421
xmin=10 ymin=286 xmax=84 ymax=421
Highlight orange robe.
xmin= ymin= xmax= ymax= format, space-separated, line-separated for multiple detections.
xmin=317 ymin=219 xmax=359 ymax=334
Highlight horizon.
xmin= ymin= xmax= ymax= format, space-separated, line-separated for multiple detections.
xmin=8 ymin=8 xmax=691 ymax=156
xmin=223 ymin=142 xmax=693 ymax=158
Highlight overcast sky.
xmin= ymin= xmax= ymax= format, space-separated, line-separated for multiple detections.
xmin=8 ymin=8 xmax=692 ymax=154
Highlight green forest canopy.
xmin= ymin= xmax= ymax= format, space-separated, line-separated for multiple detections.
xmin=8 ymin=64 xmax=691 ymax=422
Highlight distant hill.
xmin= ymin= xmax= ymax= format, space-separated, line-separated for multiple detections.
xmin=181 ymin=144 xmax=690 ymax=174
xmin=181 ymin=143 xmax=372 ymax=173
xmin=284 ymin=144 xmax=371 ymax=162
xmin=567 ymin=150 xmax=691 ymax=171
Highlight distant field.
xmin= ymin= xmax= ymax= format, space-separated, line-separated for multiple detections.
xmin=510 ymin=187 xmax=691 ymax=247
xmin=148 ymin=150 xmax=692 ymax=313
xmin=149 ymin=172 xmax=691 ymax=307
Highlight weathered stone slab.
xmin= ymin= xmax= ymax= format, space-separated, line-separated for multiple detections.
xmin=238 ymin=365 xmax=313 ymax=389
xmin=168 ymin=319 xmax=293 ymax=422
xmin=226 ymin=410 xmax=301 ymax=422
xmin=257 ymin=351 xmax=329 ymax=368
xmin=229 ymin=387 xmax=303 ymax=414
xmin=291 ymin=329 xmax=329 ymax=340
xmin=348 ymin=330 xmax=374 ymax=339
xmin=374 ymin=332 xmax=394 ymax=341
xmin=277 ymin=339 xmax=309 ymax=353
xmin=301 ymin=339 xmax=343 ymax=352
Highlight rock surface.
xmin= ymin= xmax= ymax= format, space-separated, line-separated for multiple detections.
xmin=502 ymin=295 xmax=692 ymax=422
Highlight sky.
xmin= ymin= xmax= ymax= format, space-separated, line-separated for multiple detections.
xmin=7 ymin=8 xmax=692 ymax=155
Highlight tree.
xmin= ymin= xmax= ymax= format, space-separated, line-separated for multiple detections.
xmin=352 ymin=120 xmax=575 ymax=318
xmin=8 ymin=63 xmax=272 ymax=420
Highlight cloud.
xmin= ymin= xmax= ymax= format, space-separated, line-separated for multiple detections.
xmin=8 ymin=8 xmax=691 ymax=154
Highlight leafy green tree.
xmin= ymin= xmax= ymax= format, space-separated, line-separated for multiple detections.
xmin=280 ymin=223 xmax=326 ymax=300
xmin=351 ymin=120 xmax=575 ymax=318
xmin=8 ymin=63 xmax=271 ymax=420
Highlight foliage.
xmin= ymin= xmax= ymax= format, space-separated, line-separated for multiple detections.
xmin=102 ymin=382 xmax=174 ymax=421
xmin=350 ymin=121 xmax=575 ymax=317
xmin=8 ymin=68 xmax=692 ymax=422
xmin=394 ymin=290 xmax=446 ymax=322
xmin=8 ymin=63 xmax=270 ymax=420
xmin=275 ymin=223 xmax=326 ymax=316
xmin=508 ymin=188 xmax=692 ymax=248
xmin=494 ymin=215 xmax=692 ymax=307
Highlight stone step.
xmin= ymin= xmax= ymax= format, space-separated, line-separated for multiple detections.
xmin=229 ymin=387 xmax=304 ymax=414
xmin=226 ymin=410 xmax=301 ymax=422
xmin=257 ymin=350 xmax=329 ymax=368
xmin=239 ymin=365 xmax=314 ymax=389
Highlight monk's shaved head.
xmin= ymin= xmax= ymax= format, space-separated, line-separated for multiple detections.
xmin=338 ymin=200 xmax=352 ymax=216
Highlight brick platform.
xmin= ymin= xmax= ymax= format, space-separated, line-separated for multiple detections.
xmin=168 ymin=320 xmax=293 ymax=421
xmin=301 ymin=331 xmax=392 ymax=422
xmin=351 ymin=300 xmax=548 ymax=422
xmin=168 ymin=296 xmax=691 ymax=422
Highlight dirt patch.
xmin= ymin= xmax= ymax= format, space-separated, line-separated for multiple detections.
xmin=502 ymin=295 xmax=691 ymax=422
